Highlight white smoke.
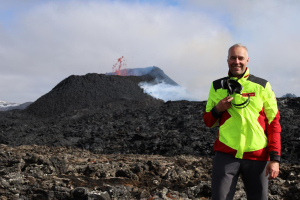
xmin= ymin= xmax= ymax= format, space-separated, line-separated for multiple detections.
xmin=139 ymin=81 xmax=199 ymax=102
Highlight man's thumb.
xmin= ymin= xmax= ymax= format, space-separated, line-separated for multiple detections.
xmin=265 ymin=167 xmax=269 ymax=177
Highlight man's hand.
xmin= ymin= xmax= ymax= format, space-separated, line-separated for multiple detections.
xmin=215 ymin=96 xmax=233 ymax=113
xmin=266 ymin=161 xmax=279 ymax=179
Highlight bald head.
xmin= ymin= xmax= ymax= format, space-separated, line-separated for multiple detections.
xmin=228 ymin=43 xmax=248 ymax=58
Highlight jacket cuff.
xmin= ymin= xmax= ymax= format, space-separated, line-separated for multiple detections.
xmin=269 ymin=151 xmax=281 ymax=163
xmin=211 ymin=106 xmax=222 ymax=119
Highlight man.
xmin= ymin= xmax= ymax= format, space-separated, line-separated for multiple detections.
xmin=203 ymin=44 xmax=281 ymax=200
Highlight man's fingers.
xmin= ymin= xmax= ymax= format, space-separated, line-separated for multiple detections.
xmin=223 ymin=96 xmax=233 ymax=102
xmin=267 ymin=169 xmax=279 ymax=180
xmin=268 ymin=171 xmax=276 ymax=180
xmin=227 ymin=97 xmax=233 ymax=102
xmin=216 ymin=96 xmax=234 ymax=112
xmin=268 ymin=170 xmax=274 ymax=179
xmin=266 ymin=161 xmax=280 ymax=180
xmin=272 ymin=171 xmax=279 ymax=179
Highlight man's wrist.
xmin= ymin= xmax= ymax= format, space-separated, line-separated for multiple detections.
xmin=211 ymin=106 xmax=222 ymax=119
xmin=270 ymin=158 xmax=281 ymax=163
xmin=269 ymin=160 xmax=280 ymax=163
xmin=269 ymin=151 xmax=281 ymax=163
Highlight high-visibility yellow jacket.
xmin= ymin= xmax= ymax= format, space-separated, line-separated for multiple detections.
xmin=203 ymin=68 xmax=281 ymax=162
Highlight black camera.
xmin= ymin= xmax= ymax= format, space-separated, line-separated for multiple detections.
xmin=221 ymin=78 xmax=250 ymax=109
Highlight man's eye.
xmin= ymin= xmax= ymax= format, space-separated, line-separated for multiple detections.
xmin=238 ymin=57 xmax=244 ymax=60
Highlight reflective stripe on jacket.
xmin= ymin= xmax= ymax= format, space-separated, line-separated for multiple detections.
xmin=203 ymin=68 xmax=281 ymax=162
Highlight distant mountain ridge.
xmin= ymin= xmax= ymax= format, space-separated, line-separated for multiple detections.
xmin=281 ymin=93 xmax=297 ymax=98
xmin=0 ymin=101 xmax=32 ymax=111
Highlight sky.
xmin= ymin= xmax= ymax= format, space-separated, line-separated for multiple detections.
xmin=0 ymin=0 xmax=300 ymax=103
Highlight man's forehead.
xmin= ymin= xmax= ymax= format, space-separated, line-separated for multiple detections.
xmin=229 ymin=47 xmax=248 ymax=56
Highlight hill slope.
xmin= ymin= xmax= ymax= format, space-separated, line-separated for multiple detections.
xmin=24 ymin=73 xmax=162 ymax=118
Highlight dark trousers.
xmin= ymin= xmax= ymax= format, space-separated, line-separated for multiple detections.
xmin=212 ymin=151 xmax=269 ymax=200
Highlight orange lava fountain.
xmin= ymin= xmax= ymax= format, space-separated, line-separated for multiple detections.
xmin=112 ymin=56 xmax=128 ymax=76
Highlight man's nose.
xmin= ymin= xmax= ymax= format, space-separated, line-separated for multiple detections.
xmin=234 ymin=58 xmax=240 ymax=64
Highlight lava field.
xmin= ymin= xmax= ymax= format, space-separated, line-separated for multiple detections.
xmin=0 ymin=73 xmax=300 ymax=199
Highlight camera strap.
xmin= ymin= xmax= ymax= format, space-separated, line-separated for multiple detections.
xmin=221 ymin=78 xmax=250 ymax=109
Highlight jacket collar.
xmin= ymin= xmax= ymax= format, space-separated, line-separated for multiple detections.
xmin=228 ymin=67 xmax=250 ymax=82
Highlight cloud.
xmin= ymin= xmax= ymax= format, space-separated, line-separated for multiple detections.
xmin=183 ymin=0 xmax=300 ymax=97
xmin=0 ymin=0 xmax=299 ymax=102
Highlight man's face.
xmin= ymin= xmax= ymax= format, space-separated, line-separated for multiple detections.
xmin=227 ymin=47 xmax=249 ymax=76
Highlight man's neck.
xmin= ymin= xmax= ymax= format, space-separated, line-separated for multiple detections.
xmin=229 ymin=67 xmax=248 ymax=78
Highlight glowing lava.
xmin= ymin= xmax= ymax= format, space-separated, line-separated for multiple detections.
xmin=112 ymin=56 xmax=129 ymax=76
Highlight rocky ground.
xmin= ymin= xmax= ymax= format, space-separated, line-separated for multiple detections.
xmin=1 ymin=144 xmax=300 ymax=200
xmin=1 ymin=73 xmax=300 ymax=199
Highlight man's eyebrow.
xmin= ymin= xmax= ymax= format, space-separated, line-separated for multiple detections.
xmin=230 ymin=55 xmax=245 ymax=59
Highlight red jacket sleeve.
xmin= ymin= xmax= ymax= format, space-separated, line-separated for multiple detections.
xmin=263 ymin=82 xmax=281 ymax=162
xmin=266 ymin=110 xmax=281 ymax=161
xmin=203 ymin=83 xmax=222 ymax=128
xmin=203 ymin=107 xmax=221 ymax=128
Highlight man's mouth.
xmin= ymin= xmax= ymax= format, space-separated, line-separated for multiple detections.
xmin=232 ymin=65 xmax=242 ymax=70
